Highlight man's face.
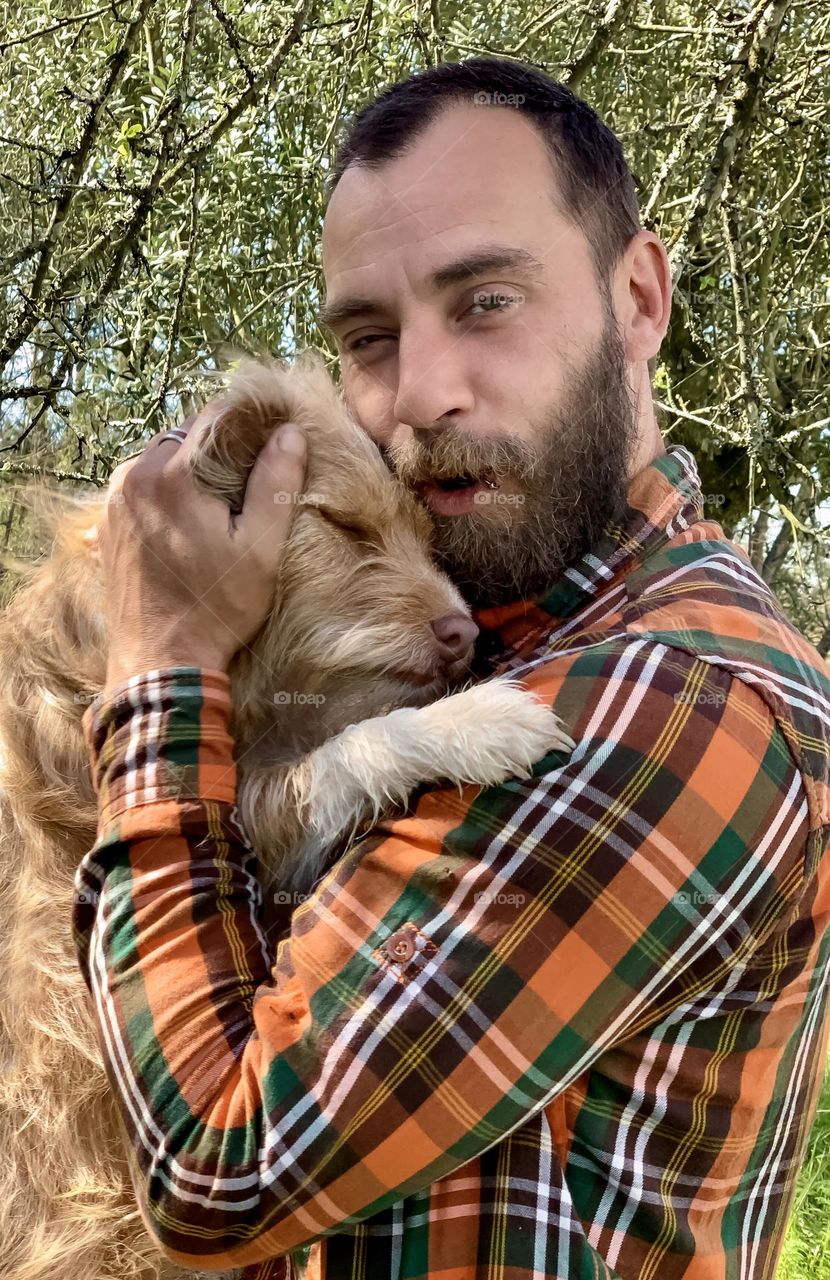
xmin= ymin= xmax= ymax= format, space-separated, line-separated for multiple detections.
xmin=321 ymin=102 xmax=637 ymax=606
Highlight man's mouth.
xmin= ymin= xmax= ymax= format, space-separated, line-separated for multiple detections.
xmin=414 ymin=472 xmax=499 ymax=515
xmin=432 ymin=472 xmax=490 ymax=491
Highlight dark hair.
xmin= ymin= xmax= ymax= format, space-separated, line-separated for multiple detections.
xmin=326 ymin=57 xmax=642 ymax=286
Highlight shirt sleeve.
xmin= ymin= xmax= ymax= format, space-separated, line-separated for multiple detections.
xmin=72 ymin=644 xmax=812 ymax=1273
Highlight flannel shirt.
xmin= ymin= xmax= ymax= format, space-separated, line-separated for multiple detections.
xmin=73 ymin=444 xmax=830 ymax=1280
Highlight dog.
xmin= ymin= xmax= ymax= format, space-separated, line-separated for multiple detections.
xmin=0 ymin=352 xmax=573 ymax=1280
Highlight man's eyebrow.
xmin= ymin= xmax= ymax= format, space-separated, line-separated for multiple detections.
xmin=317 ymin=246 xmax=544 ymax=333
xmin=430 ymin=246 xmax=544 ymax=290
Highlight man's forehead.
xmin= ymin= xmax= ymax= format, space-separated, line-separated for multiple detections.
xmin=321 ymin=104 xmax=562 ymax=282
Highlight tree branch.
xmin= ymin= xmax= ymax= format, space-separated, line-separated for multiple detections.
xmin=0 ymin=460 xmax=102 ymax=484
xmin=564 ymin=0 xmax=638 ymax=89
xmin=0 ymin=0 xmax=158 ymax=369
xmin=0 ymin=5 xmax=115 ymax=54
xmin=668 ymin=0 xmax=794 ymax=281
xmin=0 ymin=0 xmax=315 ymax=377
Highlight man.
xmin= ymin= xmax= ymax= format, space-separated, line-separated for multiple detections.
xmin=73 ymin=58 xmax=830 ymax=1280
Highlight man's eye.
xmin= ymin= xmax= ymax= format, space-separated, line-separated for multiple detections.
xmin=348 ymin=292 xmax=521 ymax=349
xmin=466 ymin=290 xmax=523 ymax=316
xmin=349 ymin=334 xmax=391 ymax=352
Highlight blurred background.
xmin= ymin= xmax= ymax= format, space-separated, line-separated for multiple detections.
xmin=1 ymin=0 xmax=828 ymax=1272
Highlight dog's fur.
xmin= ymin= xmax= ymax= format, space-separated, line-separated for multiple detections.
xmin=0 ymin=353 xmax=572 ymax=1280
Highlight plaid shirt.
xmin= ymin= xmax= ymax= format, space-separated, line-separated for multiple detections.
xmin=73 ymin=444 xmax=830 ymax=1280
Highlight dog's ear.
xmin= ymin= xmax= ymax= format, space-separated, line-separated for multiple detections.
xmin=187 ymin=357 xmax=294 ymax=512
xmin=188 ymin=351 xmax=370 ymax=512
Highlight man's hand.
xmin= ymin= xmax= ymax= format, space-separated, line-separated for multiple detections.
xmin=99 ymin=406 xmax=307 ymax=689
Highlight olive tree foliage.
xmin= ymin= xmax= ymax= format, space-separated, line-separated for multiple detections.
xmin=1 ymin=0 xmax=828 ymax=647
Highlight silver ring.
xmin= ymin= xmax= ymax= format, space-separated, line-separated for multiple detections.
xmin=158 ymin=428 xmax=188 ymax=445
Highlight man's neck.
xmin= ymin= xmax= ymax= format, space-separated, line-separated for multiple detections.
xmin=627 ymin=374 xmax=667 ymax=478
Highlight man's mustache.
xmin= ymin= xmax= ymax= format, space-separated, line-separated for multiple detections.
xmin=383 ymin=427 xmax=541 ymax=487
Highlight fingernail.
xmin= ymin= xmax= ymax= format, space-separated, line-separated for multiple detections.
xmin=276 ymin=423 xmax=306 ymax=456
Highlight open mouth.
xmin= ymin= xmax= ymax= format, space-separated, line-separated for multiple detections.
xmin=424 ymin=469 xmax=498 ymax=490
xmin=432 ymin=473 xmax=484 ymax=491
xmin=413 ymin=471 xmax=499 ymax=515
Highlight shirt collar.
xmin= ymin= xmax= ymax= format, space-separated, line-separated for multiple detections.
xmin=469 ymin=444 xmax=705 ymax=667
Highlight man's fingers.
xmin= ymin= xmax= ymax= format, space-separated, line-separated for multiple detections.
xmin=235 ymin=423 xmax=307 ymax=559
xmin=107 ymin=412 xmax=202 ymax=495
xmin=142 ymin=411 xmax=210 ymax=473
xmin=172 ymin=404 xmax=226 ymax=464
xmin=105 ymin=409 xmax=307 ymax=574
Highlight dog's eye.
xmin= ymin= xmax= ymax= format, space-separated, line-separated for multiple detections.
xmin=316 ymin=505 xmax=373 ymax=545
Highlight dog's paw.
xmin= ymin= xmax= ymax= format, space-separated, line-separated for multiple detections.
xmin=422 ymin=677 xmax=576 ymax=787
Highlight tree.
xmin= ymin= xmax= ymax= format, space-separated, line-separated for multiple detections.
xmin=1 ymin=0 xmax=828 ymax=644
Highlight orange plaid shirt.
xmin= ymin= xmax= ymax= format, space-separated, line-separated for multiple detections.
xmin=74 ymin=446 xmax=830 ymax=1279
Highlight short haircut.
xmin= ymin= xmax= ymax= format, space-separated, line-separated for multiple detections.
xmin=326 ymin=56 xmax=642 ymax=286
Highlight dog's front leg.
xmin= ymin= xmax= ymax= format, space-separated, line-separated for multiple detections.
xmin=239 ymin=678 xmax=574 ymax=902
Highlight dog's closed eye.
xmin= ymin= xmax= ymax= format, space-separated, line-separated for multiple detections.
xmin=315 ymin=504 xmax=375 ymax=547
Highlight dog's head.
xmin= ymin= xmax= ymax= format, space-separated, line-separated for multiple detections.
xmin=188 ymin=354 xmax=478 ymax=735
xmin=1 ymin=354 xmax=478 ymax=753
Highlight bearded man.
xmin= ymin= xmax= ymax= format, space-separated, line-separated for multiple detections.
xmin=72 ymin=57 xmax=830 ymax=1280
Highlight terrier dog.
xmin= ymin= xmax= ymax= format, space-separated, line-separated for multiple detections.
xmin=0 ymin=352 xmax=573 ymax=1280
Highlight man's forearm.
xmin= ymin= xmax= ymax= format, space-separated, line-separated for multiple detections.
xmin=76 ymin=666 xmax=473 ymax=1270
xmin=75 ymin=667 xmax=300 ymax=1271
xmin=73 ymin=648 xmax=812 ymax=1273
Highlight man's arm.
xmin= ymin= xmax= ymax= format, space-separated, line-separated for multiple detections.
xmin=72 ymin=638 xmax=811 ymax=1273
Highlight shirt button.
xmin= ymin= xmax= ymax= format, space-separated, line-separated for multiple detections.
xmin=386 ymin=929 xmax=416 ymax=963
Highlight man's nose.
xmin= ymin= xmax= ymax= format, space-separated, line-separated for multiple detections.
xmin=393 ymin=328 xmax=475 ymax=431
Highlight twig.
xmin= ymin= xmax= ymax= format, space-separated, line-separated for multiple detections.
xmin=564 ymin=0 xmax=638 ymax=89
xmin=162 ymin=0 xmax=315 ymax=187
xmin=207 ymin=0 xmax=256 ymax=87
xmin=152 ymin=166 xmax=201 ymax=420
xmin=0 ymin=0 xmax=158 ymax=369
xmin=0 ymin=460 xmax=101 ymax=484
xmin=668 ymin=0 xmax=794 ymax=282
xmin=0 ymin=5 xmax=115 ymax=54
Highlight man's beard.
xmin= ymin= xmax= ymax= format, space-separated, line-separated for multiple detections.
xmin=384 ymin=316 xmax=638 ymax=608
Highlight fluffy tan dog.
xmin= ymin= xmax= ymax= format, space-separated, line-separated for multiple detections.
xmin=0 ymin=353 xmax=572 ymax=1280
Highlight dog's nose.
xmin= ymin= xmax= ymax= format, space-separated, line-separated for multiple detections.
xmin=431 ymin=611 xmax=479 ymax=662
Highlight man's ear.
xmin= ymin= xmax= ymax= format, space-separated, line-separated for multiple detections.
xmin=615 ymin=230 xmax=672 ymax=364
